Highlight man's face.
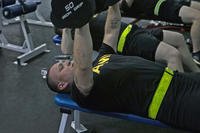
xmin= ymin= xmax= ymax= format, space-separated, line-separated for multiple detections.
xmin=49 ymin=60 xmax=74 ymax=88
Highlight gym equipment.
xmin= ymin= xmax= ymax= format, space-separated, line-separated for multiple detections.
xmin=2 ymin=0 xmax=53 ymax=27
xmin=41 ymin=68 xmax=47 ymax=79
xmin=3 ymin=1 xmax=40 ymax=19
xmin=55 ymin=93 xmax=168 ymax=133
xmin=21 ymin=0 xmax=53 ymax=27
xmin=26 ymin=9 xmax=53 ymax=27
xmin=0 ymin=0 xmax=16 ymax=8
xmin=55 ymin=55 xmax=73 ymax=61
xmin=0 ymin=0 xmax=49 ymax=66
xmin=51 ymin=0 xmax=120 ymax=28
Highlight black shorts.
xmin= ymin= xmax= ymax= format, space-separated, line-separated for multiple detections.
xmin=122 ymin=0 xmax=191 ymax=23
xmin=71 ymin=12 xmax=107 ymax=51
xmin=158 ymin=0 xmax=191 ymax=23
xmin=157 ymin=72 xmax=200 ymax=132
xmin=89 ymin=12 xmax=107 ymax=51
xmin=122 ymin=28 xmax=163 ymax=61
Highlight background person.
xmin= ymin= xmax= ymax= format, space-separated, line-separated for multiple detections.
xmin=58 ymin=12 xmax=200 ymax=72
xmin=120 ymin=0 xmax=200 ymax=64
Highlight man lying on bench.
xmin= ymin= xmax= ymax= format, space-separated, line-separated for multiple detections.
xmin=47 ymin=2 xmax=200 ymax=132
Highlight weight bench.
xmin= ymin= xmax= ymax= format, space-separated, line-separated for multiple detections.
xmin=2 ymin=0 xmax=53 ymax=27
xmin=55 ymin=93 xmax=168 ymax=133
xmin=0 ymin=0 xmax=50 ymax=66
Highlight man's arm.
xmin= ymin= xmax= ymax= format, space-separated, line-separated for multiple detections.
xmin=61 ymin=28 xmax=73 ymax=55
xmin=103 ymin=2 xmax=121 ymax=52
xmin=73 ymin=24 xmax=94 ymax=96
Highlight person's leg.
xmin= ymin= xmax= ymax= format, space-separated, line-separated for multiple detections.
xmin=155 ymin=42 xmax=184 ymax=72
xmin=179 ymin=5 xmax=200 ymax=64
xmin=162 ymin=30 xmax=200 ymax=72
xmin=126 ymin=29 xmax=184 ymax=72
xmin=89 ymin=12 xmax=108 ymax=51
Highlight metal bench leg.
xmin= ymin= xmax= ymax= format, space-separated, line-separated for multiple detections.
xmin=71 ymin=110 xmax=87 ymax=133
xmin=58 ymin=113 xmax=69 ymax=133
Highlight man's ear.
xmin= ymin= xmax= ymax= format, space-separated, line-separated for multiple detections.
xmin=57 ymin=82 xmax=69 ymax=91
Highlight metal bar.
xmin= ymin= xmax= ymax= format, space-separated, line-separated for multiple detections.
xmin=15 ymin=43 xmax=48 ymax=66
xmin=58 ymin=113 xmax=69 ymax=133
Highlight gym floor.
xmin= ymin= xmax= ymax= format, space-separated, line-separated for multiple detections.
xmin=0 ymin=0 xmax=191 ymax=133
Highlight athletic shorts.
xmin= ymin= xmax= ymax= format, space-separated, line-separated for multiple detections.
xmin=157 ymin=72 xmax=200 ymax=132
xmin=121 ymin=28 xmax=163 ymax=61
xmin=158 ymin=0 xmax=191 ymax=23
xmin=122 ymin=0 xmax=191 ymax=23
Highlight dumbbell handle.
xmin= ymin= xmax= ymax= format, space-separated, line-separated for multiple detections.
xmin=55 ymin=55 xmax=73 ymax=61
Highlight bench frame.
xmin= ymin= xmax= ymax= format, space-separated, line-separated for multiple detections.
xmin=55 ymin=94 xmax=168 ymax=133
xmin=0 ymin=2 xmax=50 ymax=66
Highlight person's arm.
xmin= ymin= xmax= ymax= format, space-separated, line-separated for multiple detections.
xmin=61 ymin=28 xmax=73 ymax=55
xmin=73 ymin=24 xmax=94 ymax=96
xmin=103 ymin=2 xmax=121 ymax=52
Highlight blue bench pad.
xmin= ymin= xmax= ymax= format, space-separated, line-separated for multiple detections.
xmin=55 ymin=94 xmax=168 ymax=128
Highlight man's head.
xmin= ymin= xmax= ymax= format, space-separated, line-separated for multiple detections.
xmin=47 ymin=60 xmax=74 ymax=93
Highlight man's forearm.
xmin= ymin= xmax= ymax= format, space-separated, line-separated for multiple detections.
xmin=61 ymin=28 xmax=73 ymax=55
xmin=103 ymin=2 xmax=121 ymax=51
xmin=74 ymin=24 xmax=93 ymax=70
xmin=73 ymin=23 xmax=93 ymax=96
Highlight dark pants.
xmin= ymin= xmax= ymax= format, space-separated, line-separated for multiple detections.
xmin=157 ymin=72 xmax=200 ymax=132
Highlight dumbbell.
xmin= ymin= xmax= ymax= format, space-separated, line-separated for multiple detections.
xmin=0 ymin=0 xmax=16 ymax=8
xmin=51 ymin=0 xmax=120 ymax=28
xmin=3 ymin=1 xmax=41 ymax=19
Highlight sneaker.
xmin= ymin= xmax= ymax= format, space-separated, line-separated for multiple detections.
xmin=192 ymin=51 xmax=200 ymax=65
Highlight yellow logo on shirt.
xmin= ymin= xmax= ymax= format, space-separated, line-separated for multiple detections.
xmin=92 ymin=54 xmax=111 ymax=74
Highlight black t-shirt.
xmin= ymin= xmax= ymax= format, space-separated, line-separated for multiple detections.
xmin=71 ymin=44 xmax=166 ymax=117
